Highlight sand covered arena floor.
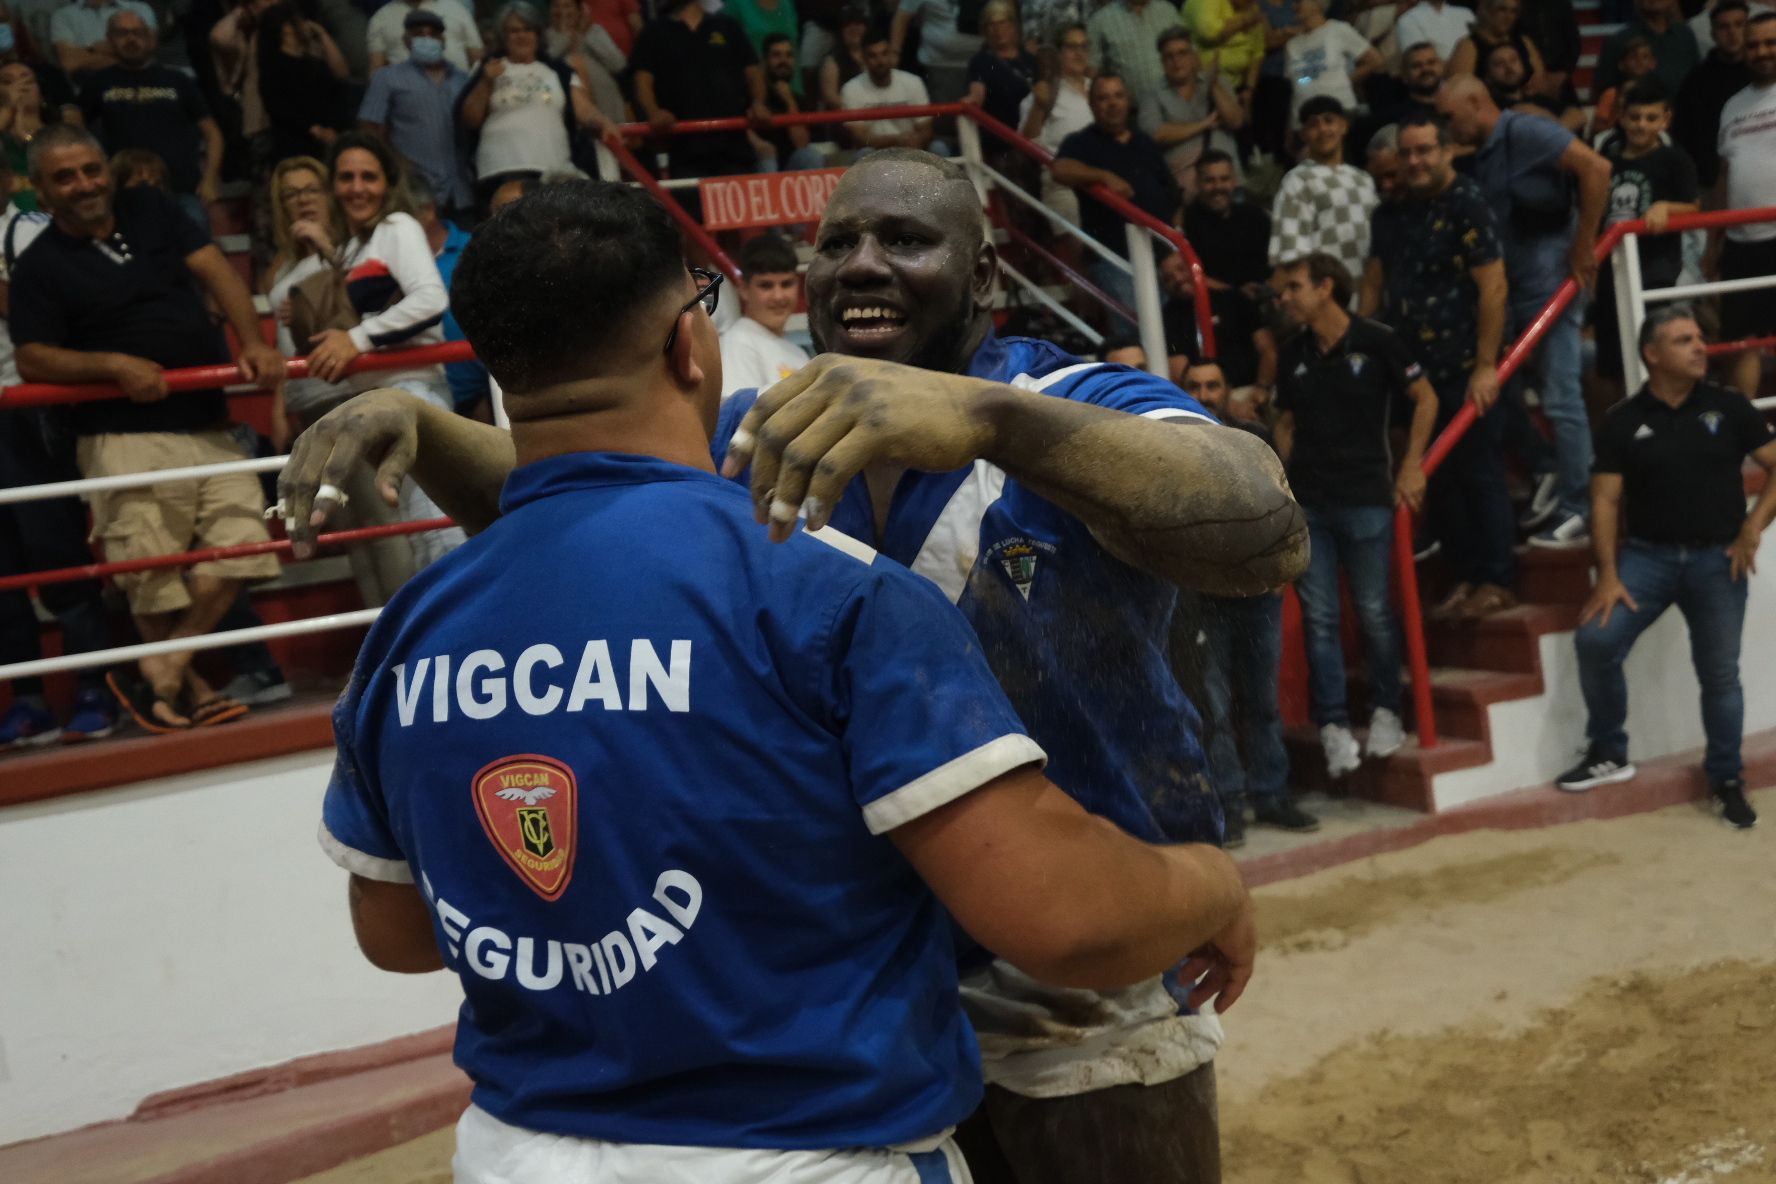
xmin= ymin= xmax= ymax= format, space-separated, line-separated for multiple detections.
xmin=297 ymin=786 xmax=1776 ymax=1184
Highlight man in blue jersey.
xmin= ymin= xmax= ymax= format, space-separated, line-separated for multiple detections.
xmin=288 ymin=152 xmax=1306 ymax=1183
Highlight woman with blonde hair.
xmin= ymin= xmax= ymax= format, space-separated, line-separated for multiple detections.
xmin=263 ymin=153 xmax=415 ymax=602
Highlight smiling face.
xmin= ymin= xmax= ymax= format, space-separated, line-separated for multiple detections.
xmin=1620 ymin=98 xmax=1670 ymax=152
xmin=34 ymin=140 xmax=113 ymax=232
xmin=1398 ymin=122 xmax=1449 ymax=195
xmin=1750 ymin=17 xmax=1776 ymax=83
xmin=1197 ymin=158 xmax=1235 ymax=211
xmin=332 ymin=147 xmax=388 ymax=233
xmin=740 ymin=270 xmax=800 ymax=334
xmin=504 ymin=18 xmax=540 ymax=62
xmin=1301 ymin=111 xmax=1346 ymax=162
xmin=1619 ymin=42 xmax=1656 ymax=81
xmin=1367 ymin=145 xmax=1401 ymax=199
xmin=805 ymin=158 xmax=992 ymax=371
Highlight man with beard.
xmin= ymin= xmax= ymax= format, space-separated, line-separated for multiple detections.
xmin=280 ymin=148 xmax=1309 ymax=1184
xmin=754 ymin=31 xmax=823 ymax=173
xmin=1483 ymin=40 xmax=1587 ymax=132
xmin=1182 ymin=149 xmax=1270 ymax=296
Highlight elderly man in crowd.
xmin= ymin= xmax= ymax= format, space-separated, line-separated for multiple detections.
xmin=11 ymin=125 xmax=287 ymax=732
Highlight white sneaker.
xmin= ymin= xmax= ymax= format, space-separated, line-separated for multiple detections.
xmin=1320 ymin=723 xmax=1362 ymax=779
xmin=1366 ymin=708 xmax=1405 ymax=759
xmin=1529 ymin=514 xmax=1591 ymax=550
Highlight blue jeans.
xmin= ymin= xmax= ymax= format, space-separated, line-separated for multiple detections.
xmin=1574 ymin=541 xmax=1749 ymax=784
xmin=1513 ymin=292 xmax=1590 ymax=521
xmin=1201 ymin=591 xmax=1290 ymax=808
xmin=1297 ymin=504 xmax=1402 ymax=726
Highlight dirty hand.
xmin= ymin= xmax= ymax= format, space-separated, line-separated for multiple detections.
xmin=1179 ymin=893 xmax=1256 ymax=1013
xmin=276 ymin=388 xmax=422 ymax=557
xmin=720 ymin=355 xmax=1000 ymax=541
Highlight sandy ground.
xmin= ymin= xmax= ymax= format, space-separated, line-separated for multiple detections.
xmin=296 ymin=787 xmax=1776 ymax=1184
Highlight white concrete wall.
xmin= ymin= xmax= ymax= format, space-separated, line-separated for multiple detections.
xmin=1433 ymin=567 xmax=1776 ymax=809
xmin=0 ymin=752 xmax=463 ymax=1147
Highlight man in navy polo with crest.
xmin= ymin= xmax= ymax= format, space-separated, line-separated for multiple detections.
xmin=291 ymin=152 xmax=1306 ymax=1183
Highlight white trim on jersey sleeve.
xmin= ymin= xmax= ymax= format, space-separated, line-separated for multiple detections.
xmin=317 ymin=820 xmax=415 ymax=883
xmin=1141 ymin=407 xmax=1216 ymax=424
xmin=806 ymin=525 xmax=878 ymax=564
xmin=861 ymin=733 xmax=1048 ymax=835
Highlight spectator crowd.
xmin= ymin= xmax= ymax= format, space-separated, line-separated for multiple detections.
xmin=2 ymin=0 xmax=1775 ymax=832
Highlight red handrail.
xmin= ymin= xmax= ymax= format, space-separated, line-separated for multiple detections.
xmin=616 ymin=103 xmax=1219 ymax=358
xmin=1397 ymin=204 xmax=1776 ymax=749
xmin=1 ymin=340 xmax=477 ymax=409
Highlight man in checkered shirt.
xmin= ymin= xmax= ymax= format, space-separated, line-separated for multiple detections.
xmin=1267 ymin=96 xmax=1378 ymax=297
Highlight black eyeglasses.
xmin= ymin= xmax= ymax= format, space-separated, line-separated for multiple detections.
xmin=663 ymin=267 xmax=723 ymax=354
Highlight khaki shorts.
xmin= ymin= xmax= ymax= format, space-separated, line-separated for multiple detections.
xmin=77 ymin=430 xmax=282 ymax=617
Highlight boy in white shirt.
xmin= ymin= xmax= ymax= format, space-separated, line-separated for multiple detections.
xmin=719 ymin=233 xmax=810 ymax=397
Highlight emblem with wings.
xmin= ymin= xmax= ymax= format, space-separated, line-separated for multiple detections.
xmin=496 ymin=784 xmax=557 ymax=806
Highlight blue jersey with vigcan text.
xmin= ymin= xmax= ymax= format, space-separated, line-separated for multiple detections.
xmin=717 ymin=334 xmax=1223 ymax=850
xmin=321 ymin=450 xmax=1046 ymax=1150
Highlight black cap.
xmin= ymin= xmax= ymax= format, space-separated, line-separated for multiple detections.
xmin=404 ymin=9 xmax=447 ymax=32
xmin=1298 ymin=95 xmax=1348 ymax=122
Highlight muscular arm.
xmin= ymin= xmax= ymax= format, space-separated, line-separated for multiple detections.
xmin=891 ymin=763 xmax=1251 ymax=994
xmin=348 ymin=875 xmax=444 ymax=973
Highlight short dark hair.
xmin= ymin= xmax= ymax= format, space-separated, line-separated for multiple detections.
xmin=1616 ymin=33 xmax=1652 ymax=64
xmin=1482 ymin=39 xmax=1526 ymax=73
xmin=1089 ymin=72 xmax=1127 ymax=97
xmin=1400 ymin=40 xmax=1437 ymax=61
xmin=1398 ymin=112 xmax=1451 ymax=146
xmin=762 ymin=31 xmax=794 ymax=54
xmin=452 ymin=180 xmax=687 ymax=394
xmin=740 ymin=233 xmax=799 ymax=278
xmin=1753 ymin=9 xmax=1776 ymax=24
xmin=1281 ymin=253 xmax=1352 ymax=309
xmin=1713 ymin=0 xmax=1750 ymax=21
xmin=1297 ymin=95 xmax=1347 ymax=123
xmin=1155 ymin=25 xmax=1193 ymax=54
xmin=326 ymin=130 xmax=413 ymax=233
xmin=1638 ymin=303 xmax=1700 ymax=359
xmin=1099 ymin=334 xmax=1144 ymax=358
xmin=1196 ymin=148 xmax=1235 ymax=173
xmin=1622 ymin=77 xmax=1672 ymax=110
xmin=862 ymin=25 xmax=892 ymax=49
xmin=1054 ymin=21 xmax=1086 ymax=47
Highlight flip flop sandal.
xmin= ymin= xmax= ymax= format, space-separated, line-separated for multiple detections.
xmin=186 ymin=695 xmax=250 ymax=727
xmin=106 ymin=670 xmax=192 ymax=734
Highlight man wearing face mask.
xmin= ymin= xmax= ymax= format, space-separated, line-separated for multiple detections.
xmin=359 ymin=8 xmax=471 ymax=216
xmin=366 ymin=0 xmax=481 ymax=73
xmin=282 ymin=148 xmax=1309 ymax=1184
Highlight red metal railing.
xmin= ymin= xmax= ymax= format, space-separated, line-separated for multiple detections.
xmin=612 ymin=103 xmax=1218 ymax=358
xmin=1397 ymin=205 xmax=1776 ymax=748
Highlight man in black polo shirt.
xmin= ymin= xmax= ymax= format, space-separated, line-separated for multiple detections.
xmin=1558 ymin=307 xmax=1776 ymax=829
xmin=1363 ymin=113 xmax=1516 ymax=622
xmin=1181 ymin=150 xmax=1271 ymax=298
xmin=12 ymin=124 xmax=287 ymax=733
xmin=631 ymin=0 xmax=771 ymax=188
xmin=1275 ymin=253 xmax=1438 ymax=783
xmin=77 ymin=10 xmax=223 ymax=234
xmin=1052 ymin=73 xmax=1179 ymax=314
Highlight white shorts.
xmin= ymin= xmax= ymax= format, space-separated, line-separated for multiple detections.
xmin=452 ymin=1103 xmax=974 ymax=1184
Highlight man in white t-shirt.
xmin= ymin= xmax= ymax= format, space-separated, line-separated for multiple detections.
xmin=1708 ymin=11 xmax=1776 ymax=396
xmin=367 ymin=0 xmax=482 ymax=73
xmin=1392 ymin=0 xmax=1473 ymax=61
xmin=719 ymin=234 xmax=810 ymax=398
xmin=842 ymin=29 xmax=941 ymax=152
xmin=1284 ymin=0 xmax=1380 ymax=124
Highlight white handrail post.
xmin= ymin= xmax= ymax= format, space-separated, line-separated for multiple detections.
xmin=1612 ymin=232 xmax=1646 ymax=390
xmin=1125 ymin=225 xmax=1168 ymax=379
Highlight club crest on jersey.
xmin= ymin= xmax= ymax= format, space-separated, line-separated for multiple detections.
xmin=472 ymin=754 xmax=578 ymax=900
xmin=986 ymin=535 xmax=1056 ymax=601
xmin=1701 ymin=410 xmax=1724 ymax=436
xmin=1348 ymin=353 xmax=1368 ymax=377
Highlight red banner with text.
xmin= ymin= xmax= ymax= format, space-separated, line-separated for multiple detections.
xmin=698 ymin=168 xmax=848 ymax=232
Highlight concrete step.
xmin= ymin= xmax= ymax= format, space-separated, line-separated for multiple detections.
xmin=1425 ymin=602 xmax=1580 ymax=675
xmin=1283 ymin=725 xmax=1492 ymax=812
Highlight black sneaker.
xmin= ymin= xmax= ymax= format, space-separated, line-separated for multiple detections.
xmin=1221 ymin=807 xmax=1247 ymax=850
xmin=1555 ymin=748 xmax=1636 ymax=792
xmin=1253 ymin=799 xmax=1320 ymax=833
xmin=1713 ymin=779 xmax=1758 ymax=830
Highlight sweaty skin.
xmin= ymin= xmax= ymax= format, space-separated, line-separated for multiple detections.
xmin=280 ymin=155 xmax=1307 ymax=595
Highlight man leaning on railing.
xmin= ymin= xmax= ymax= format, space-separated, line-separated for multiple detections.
xmin=11 ymin=124 xmax=288 ymax=733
